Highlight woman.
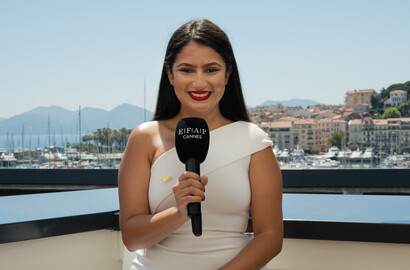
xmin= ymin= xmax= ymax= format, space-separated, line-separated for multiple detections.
xmin=118 ymin=19 xmax=283 ymax=270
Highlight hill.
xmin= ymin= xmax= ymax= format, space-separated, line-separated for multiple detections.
xmin=0 ymin=104 xmax=153 ymax=135
xmin=260 ymin=98 xmax=320 ymax=108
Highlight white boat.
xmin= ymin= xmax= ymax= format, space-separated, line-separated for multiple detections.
xmin=65 ymin=147 xmax=80 ymax=159
xmin=337 ymin=148 xmax=352 ymax=161
xmin=362 ymin=148 xmax=375 ymax=162
xmin=377 ymin=159 xmax=395 ymax=168
xmin=291 ymin=145 xmax=305 ymax=161
xmin=278 ymin=149 xmax=290 ymax=162
xmin=324 ymin=146 xmax=339 ymax=160
xmin=0 ymin=152 xmax=17 ymax=167
xmin=288 ymin=161 xmax=309 ymax=169
xmin=80 ymin=153 xmax=98 ymax=161
xmin=349 ymin=148 xmax=363 ymax=163
xmin=312 ymin=158 xmax=340 ymax=168
xmin=55 ymin=152 xmax=68 ymax=161
xmin=40 ymin=152 xmax=55 ymax=161
xmin=272 ymin=145 xmax=281 ymax=157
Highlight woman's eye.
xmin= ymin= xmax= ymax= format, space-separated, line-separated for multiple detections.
xmin=206 ymin=68 xmax=220 ymax=73
xmin=179 ymin=68 xmax=193 ymax=73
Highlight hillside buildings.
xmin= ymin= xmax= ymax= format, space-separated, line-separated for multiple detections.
xmin=348 ymin=117 xmax=410 ymax=154
xmin=292 ymin=119 xmax=321 ymax=152
xmin=345 ymin=89 xmax=375 ymax=109
xmin=259 ymin=121 xmax=293 ymax=151
xmin=259 ymin=116 xmax=410 ymax=154
xmin=384 ymin=90 xmax=407 ymax=109
xmin=260 ymin=118 xmax=338 ymax=153
xmin=252 ymin=87 xmax=410 ymax=154
xmin=317 ymin=119 xmax=348 ymax=151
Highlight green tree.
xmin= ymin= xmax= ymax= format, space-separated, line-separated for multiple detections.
xmin=93 ymin=128 xmax=106 ymax=147
xmin=82 ymin=135 xmax=93 ymax=143
xmin=371 ymin=93 xmax=383 ymax=109
xmin=398 ymin=100 xmax=410 ymax=117
xmin=117 ymin=128 xmax=133 ymax=150
xmin=380 ymin=87 xmax=389 ymax=99
xmin=349 ymin=143 xmax=359 ymax=151
xmin=368 ymin=108 xmax=384 ymax=118
xmin=328 ymin=131 xmax=345 ymax=149
xmin=86 ymin=127 xmax=133 ymax=152
xmin=382 ymin=107 xmax=402 ymax=119
xmin=110 ymin=129 xmax=121 ymax=150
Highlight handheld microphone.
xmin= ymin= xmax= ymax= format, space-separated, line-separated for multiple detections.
xmin=175 ymin=117 xmax=210 ymax=237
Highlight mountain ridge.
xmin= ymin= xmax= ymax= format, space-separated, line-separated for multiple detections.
xmin=0 ymin=99 xmax=322 ymax=135
xmin=0 ymin=104 xmax=153 ymax=135
xmin=260 ymin=98 xmax=321 ymax=108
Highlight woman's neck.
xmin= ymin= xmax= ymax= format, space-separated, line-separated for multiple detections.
xmin=172 ymin=110 xmax=232 ymax=131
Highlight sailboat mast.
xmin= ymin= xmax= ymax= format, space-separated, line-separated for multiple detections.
xmin=144 ymin=79 xmax=146 ymax=122
xmin=79 ymin=105 xmax=82 ymax=160
xmin=48 ymin=115 xmax=51 ymax=148
xmin=6 ymin=132 xmax=10 ymax=152
xmin=22 ymin=124 xmax=25 ymax=162
xmin=61 ymin=127 xmax=64 ymax=149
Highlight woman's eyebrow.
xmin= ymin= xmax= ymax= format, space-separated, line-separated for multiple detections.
xmin=175 ymin=62 xmax=223 ymax=68
xmin=175 ymin=63 xmax=194 ymax=68
xmin=202 ymin=62 xmax=223 ymax=68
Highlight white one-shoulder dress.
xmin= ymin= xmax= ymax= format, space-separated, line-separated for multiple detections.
xmin=131 ymin=121 xmax=273 ymax=270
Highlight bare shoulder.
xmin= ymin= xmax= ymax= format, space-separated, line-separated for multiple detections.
xmin=129 ymin=121 xmax=158 ymax=141
xmin=125 ymin=121 xmax=159 ymax=164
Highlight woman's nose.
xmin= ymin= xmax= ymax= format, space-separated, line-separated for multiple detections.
xmin=192 ymin=72 xmax=206 ymax=89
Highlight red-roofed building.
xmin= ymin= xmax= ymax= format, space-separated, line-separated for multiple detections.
xmin=345 ymin=89 xmax=375 ymax=110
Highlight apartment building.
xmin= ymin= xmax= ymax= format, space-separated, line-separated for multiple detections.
xmin=292 ymin=119 xmax=321 ymax=153
xmin=384 ymin=90 xmax=408 ymax=109
xmin=348 ymin=119 xmax=363 ymax=146
xmin=348 ymin=117 xmax=410 ymax=154
xmin=317 ymin=119 xmax=347 ymax=151
xmin=345 ymin=89 xmax=375 ymax=109
xmin=259 ymin=121 xmax=293 ymax=150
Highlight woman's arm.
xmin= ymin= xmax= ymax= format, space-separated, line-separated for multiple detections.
xmin=219 ymin=147 xmax=283 ymax=270
xmin=118 ymin=123 xmax=207 ymax=251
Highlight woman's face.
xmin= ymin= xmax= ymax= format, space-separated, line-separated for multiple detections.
xmin=166 ymin=41 xmax=231 ymax=118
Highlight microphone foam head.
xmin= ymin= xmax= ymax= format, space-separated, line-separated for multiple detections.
xmin=175 ymin=117 xmax=210 ymax=163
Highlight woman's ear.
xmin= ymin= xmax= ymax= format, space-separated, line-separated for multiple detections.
xmin=166 ymin=65 xmax=175 ymax=86
xmin=225 ymin=65 xmax=233 ymax=85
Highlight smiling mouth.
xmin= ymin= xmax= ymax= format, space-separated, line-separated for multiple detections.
xmin=188 ymin=91 xmax=212 ymax=101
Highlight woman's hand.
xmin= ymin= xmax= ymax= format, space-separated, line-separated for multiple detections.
xmin=172 ymin=172 xmax=208 ymax=217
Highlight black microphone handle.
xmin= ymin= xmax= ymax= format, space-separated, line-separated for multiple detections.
xmin=185 ymin=157 xmax=202 ymax=237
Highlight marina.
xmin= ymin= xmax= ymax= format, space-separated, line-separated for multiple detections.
xmin=274 ymin=145 xmax=410 ymax=169
xmin=3 ymin=145 xmax=409 ymax=169
xmin=0 ymin=146 xmax=123 ymax=169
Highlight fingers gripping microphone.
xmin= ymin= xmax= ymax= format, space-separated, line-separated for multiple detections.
xmin=175 ymin=117 xmax=209 ymax=237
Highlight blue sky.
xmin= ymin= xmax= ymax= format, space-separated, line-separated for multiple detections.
xmin=1 ymin=0 xmax=409 ymax=118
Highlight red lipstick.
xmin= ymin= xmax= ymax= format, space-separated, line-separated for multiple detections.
xmin=188 ymin=91 xmax=212 ymax=101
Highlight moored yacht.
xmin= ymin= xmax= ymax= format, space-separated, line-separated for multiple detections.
xmin=272 ymin=145 xmax=281 ymax=157
xmin=324 ymin=146 xmax=339 ymax=160
xmin=362 ymin=147 xmax=375 ymax=162
xmin=291 ymin=144 xmax=305 ymax=161
xmin=337 ymin=148 xmax=352 ymax=161
xmin=0 ymin=151 xmax=17 ymax=167
xmin=349 ymin=148 xmax=363 ymax=163
xmin=278 ymin=149 xmax=290 ymax=162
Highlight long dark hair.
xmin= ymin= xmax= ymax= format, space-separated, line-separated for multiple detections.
xmin=153 ymin=19 xmax=250 ymax=122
